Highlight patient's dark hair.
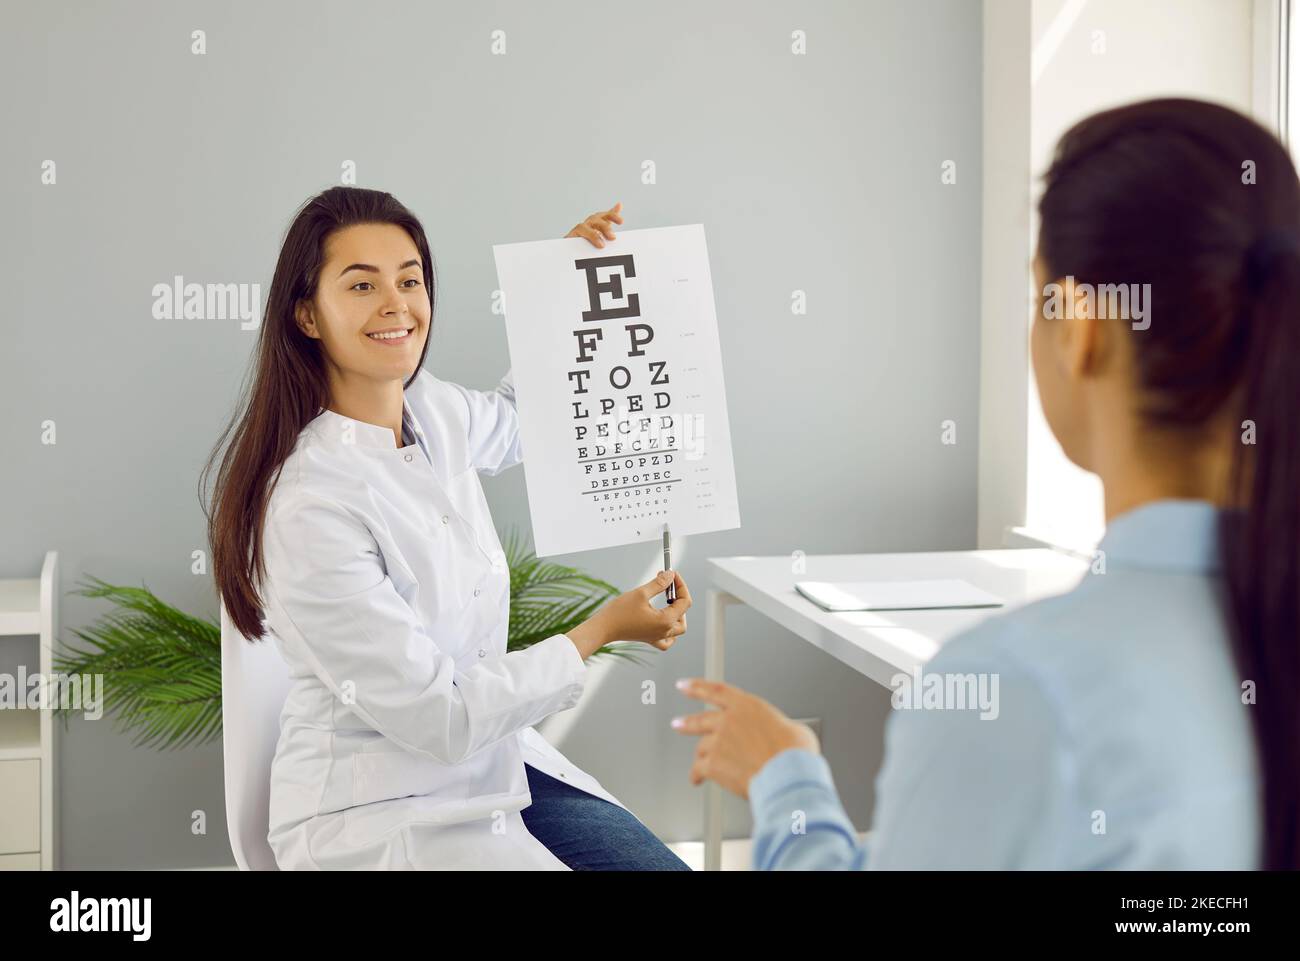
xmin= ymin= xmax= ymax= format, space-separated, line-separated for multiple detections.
xmin=1038 ymin=98 xmax=1300 ymax=869
xmin=199 ymin=187 xmax=436 ymax=643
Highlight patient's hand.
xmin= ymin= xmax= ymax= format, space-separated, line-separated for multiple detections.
xmin=566 ymin=569 xmax=691 ymax=658
xmin=671 ymin=679 xmax=821 ymax=799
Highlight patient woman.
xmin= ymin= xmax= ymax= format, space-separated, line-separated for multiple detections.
xmin=204 ymin=188 xmax=691 ymax=869
xmin=674 ymin=97 xmax=1299 ymax=870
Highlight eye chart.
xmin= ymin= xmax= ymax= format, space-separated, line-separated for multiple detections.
xmin=493 ymin=224 xmax=741 ymax=557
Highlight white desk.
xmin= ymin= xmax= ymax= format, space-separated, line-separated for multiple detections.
xmin=700 ymin=548 xmax=1089 ymax=871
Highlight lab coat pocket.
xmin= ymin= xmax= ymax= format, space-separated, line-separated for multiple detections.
xmin=351 ymin=743 xmax=478 ymax=811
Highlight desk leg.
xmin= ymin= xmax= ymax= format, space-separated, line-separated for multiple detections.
xmin=703 ymin=590 xmax=738 ymax=872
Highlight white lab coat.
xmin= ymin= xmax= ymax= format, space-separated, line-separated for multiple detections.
xmin=259 ymin=365 xmax=630 ymax=870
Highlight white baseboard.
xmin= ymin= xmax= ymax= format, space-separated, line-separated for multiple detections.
xmin=170 ymin=831 xmax=871 ymax=871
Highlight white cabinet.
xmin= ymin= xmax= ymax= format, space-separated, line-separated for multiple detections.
xmin=0 ymin=759 xmax=39 ymax=853
xmin=0 ymin=552 xmax=57 ymax=870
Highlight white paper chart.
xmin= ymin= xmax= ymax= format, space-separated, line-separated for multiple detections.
xmin=493 ymin=224 xmax=741 ymax=557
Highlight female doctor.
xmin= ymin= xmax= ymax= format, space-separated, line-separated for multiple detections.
xmin=204 ymin=186 xmax=692 ymax=870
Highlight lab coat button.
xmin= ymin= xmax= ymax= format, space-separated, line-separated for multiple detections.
xmin=404 ymin=453 xmax=413 ymax=462
xmin=441 ymin=515 xmax=449 ymax=525
xmin=478 ymin=649 xmax=486 ymax=657
xmin=473 ymin=588 xmax=481 ymax=597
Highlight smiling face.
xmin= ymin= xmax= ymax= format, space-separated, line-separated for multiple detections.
xmin=294 ymin=222 xmax=431 ymax=384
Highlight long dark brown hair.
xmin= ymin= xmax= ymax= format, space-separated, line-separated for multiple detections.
xmin=200 ymin=186 xmax=436 ymax=643
xmin=1038 ymin=98 xmax=1300 ymax=869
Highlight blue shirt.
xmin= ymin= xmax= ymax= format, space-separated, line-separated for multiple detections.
xmin=748 ymin=499 xmax=1261 ymax=869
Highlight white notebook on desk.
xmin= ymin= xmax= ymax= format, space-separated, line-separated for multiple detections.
xmin=794 ymin=579 xmax=1004 ymax=612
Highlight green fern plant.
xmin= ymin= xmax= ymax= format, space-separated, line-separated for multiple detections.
xmin=53 ymin=530 xmax=640 ymax=750
xmin=53 ymin=576 xmax=224 ymax=750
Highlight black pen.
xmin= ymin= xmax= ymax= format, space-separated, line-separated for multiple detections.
xmin=663 ymin=523 xmax=676 ymax=602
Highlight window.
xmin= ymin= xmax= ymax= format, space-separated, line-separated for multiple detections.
xmin=982 ymin=0 xmax=1268 ymax=555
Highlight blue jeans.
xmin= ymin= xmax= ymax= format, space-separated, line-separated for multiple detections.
xmin=520 ymin=764 xmax=691 ymax=870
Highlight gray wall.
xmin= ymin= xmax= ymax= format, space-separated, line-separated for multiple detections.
xmin=0 ymin=0 xmax=982 ymax=868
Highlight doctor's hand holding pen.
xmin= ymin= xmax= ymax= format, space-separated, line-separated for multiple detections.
xmin=565 ymin=570 xmax=692 ymax=659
